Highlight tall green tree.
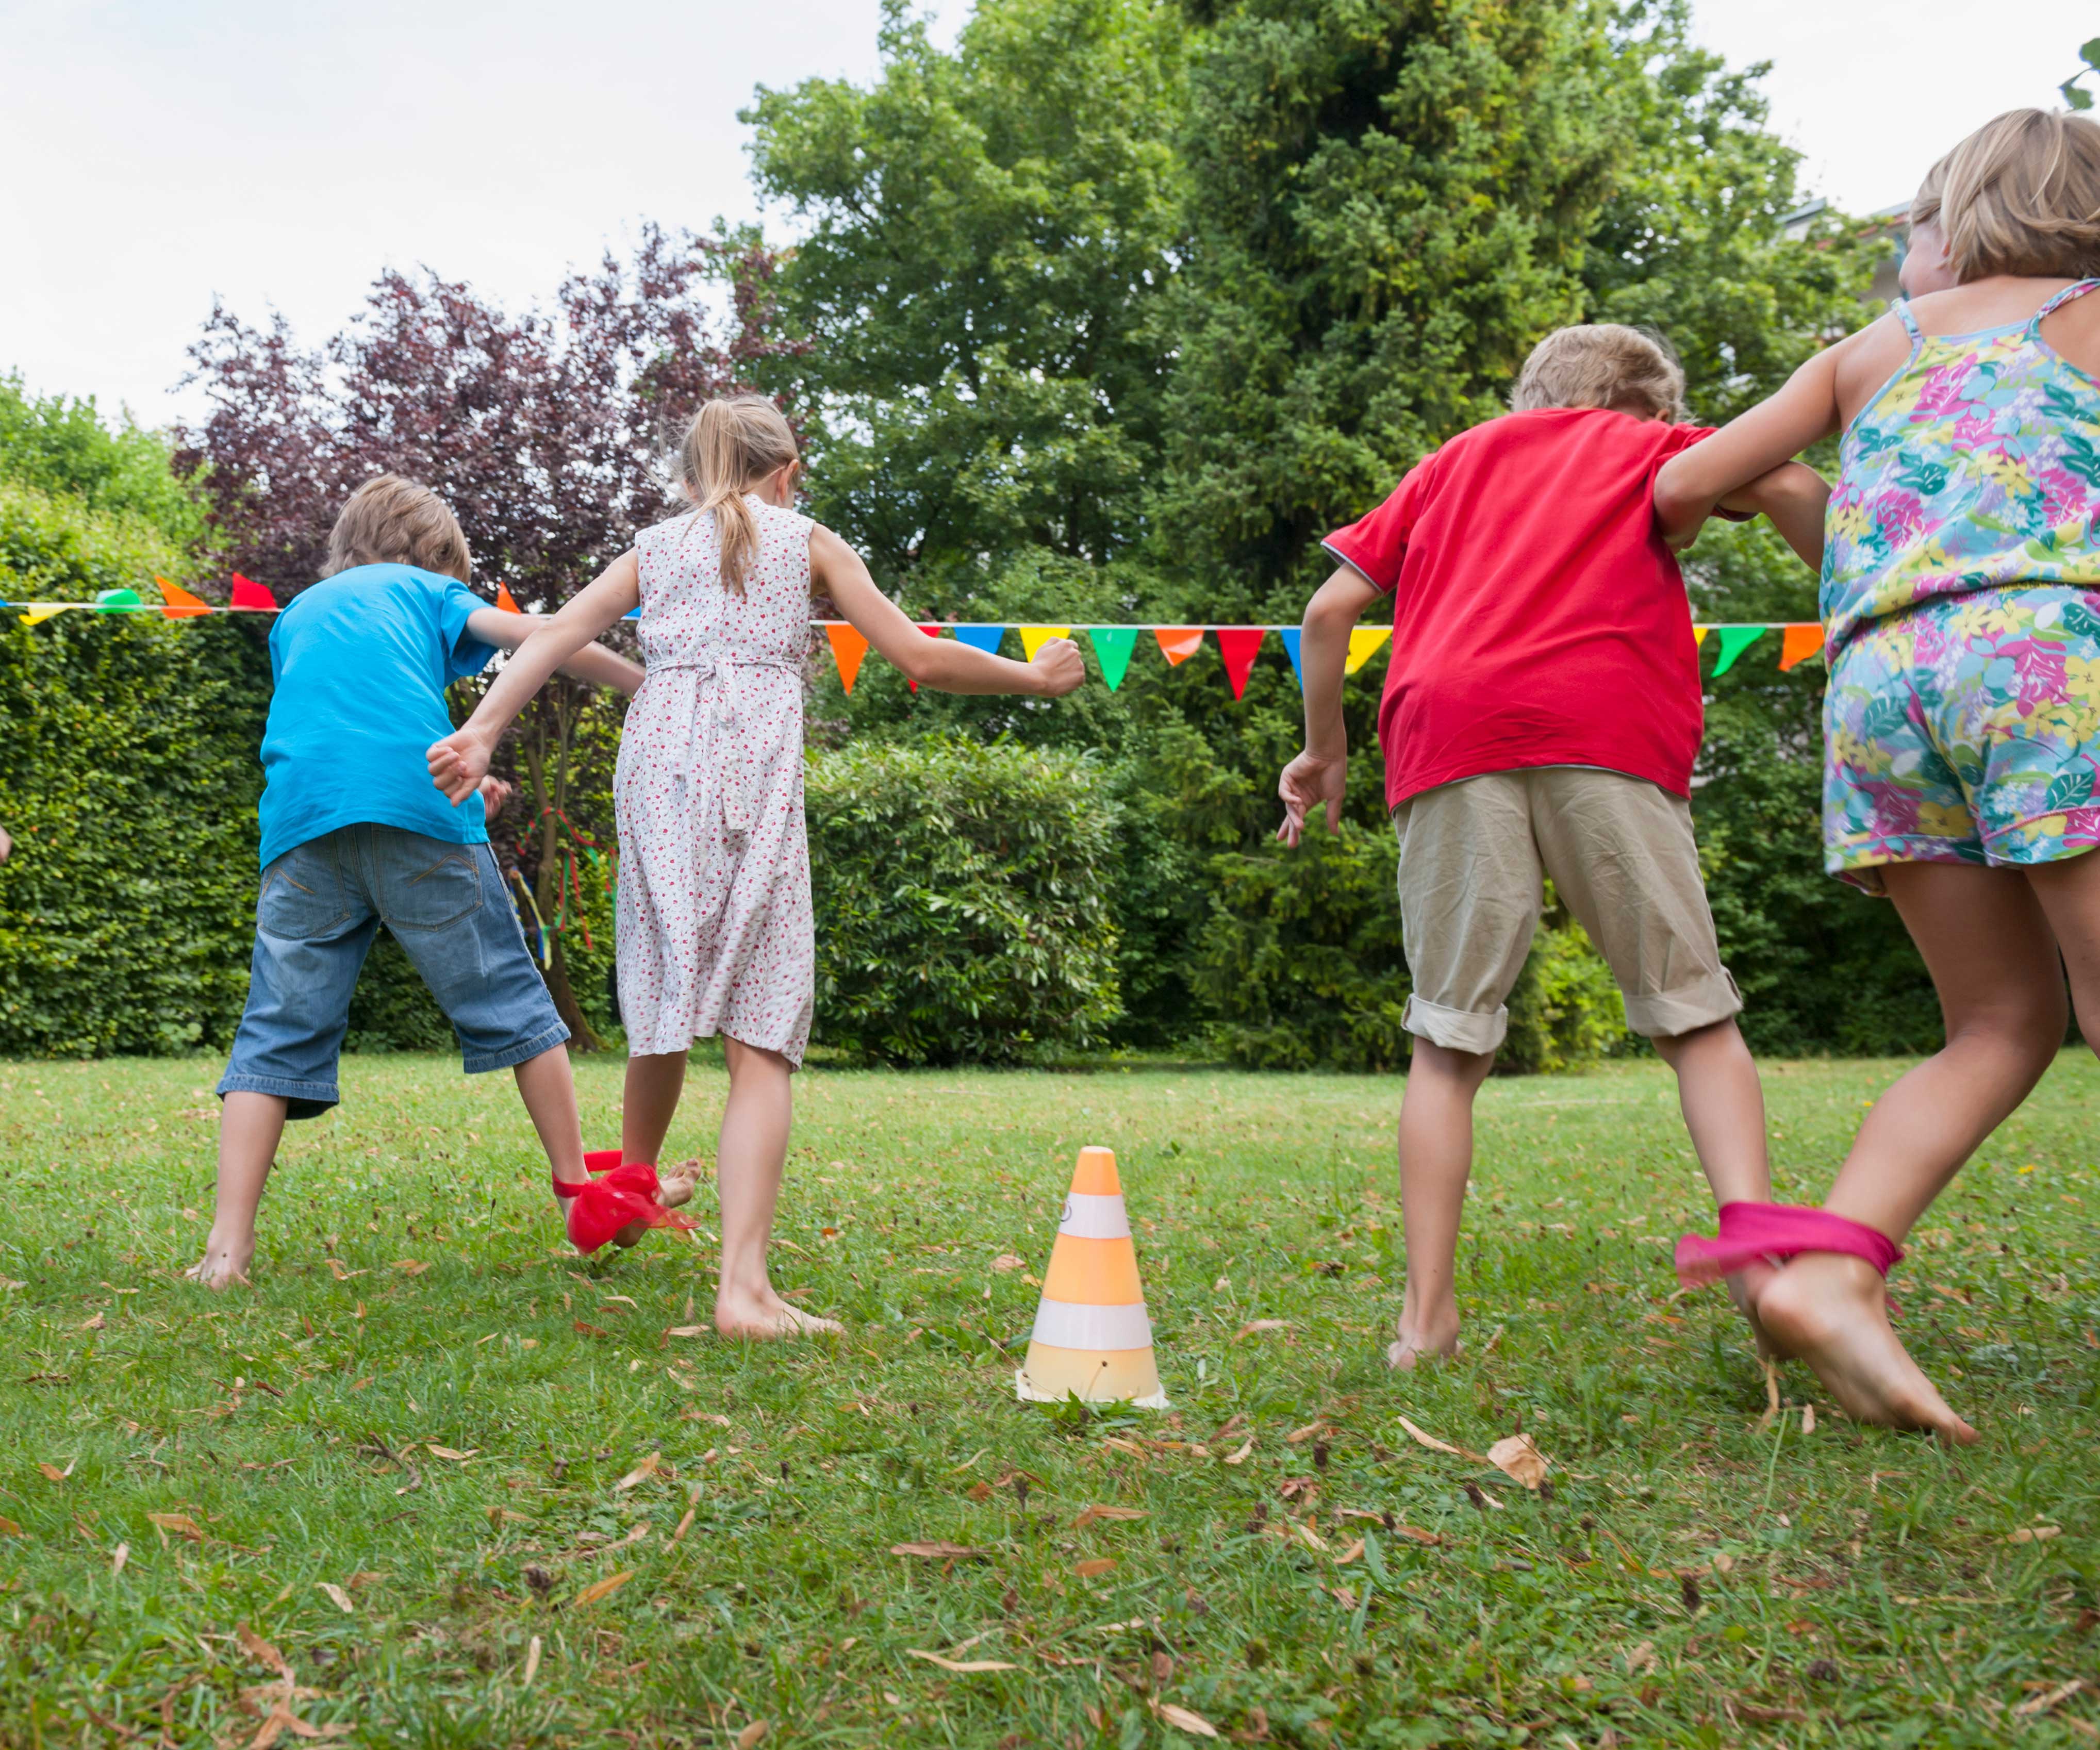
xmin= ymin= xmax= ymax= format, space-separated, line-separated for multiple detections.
xmin=744 ymin=0 xmax=1187 ymax=600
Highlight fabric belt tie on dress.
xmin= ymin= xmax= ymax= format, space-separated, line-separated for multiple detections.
xmin=652 ymin=652 xmax=800 ymax=834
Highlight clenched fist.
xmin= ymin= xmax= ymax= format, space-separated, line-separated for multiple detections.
xmin=1027 ymin=636 xmax=1086 ymax=698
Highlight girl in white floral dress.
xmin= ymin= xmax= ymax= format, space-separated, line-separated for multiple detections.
xmin=429 ymin=396 xmax=1083 ymax=1336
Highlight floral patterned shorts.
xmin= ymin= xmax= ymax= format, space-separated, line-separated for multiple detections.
xmin=1825 ymin=587 xmax=2100 ymax=891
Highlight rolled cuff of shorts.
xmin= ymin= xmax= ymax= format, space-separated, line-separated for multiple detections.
xmin=1623 ymin=969 xmax=1743 ymax=1040
xmin=461 ymin=1019 xmax=571 ymax=1076
xmin=217 ymin=1071 xmax=339 ymax=1122
xmin=1402 ymin=994 xmax=1508 ymax=1054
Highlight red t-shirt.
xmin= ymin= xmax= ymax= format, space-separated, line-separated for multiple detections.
xmin=1324 ymin=407 xmax=1723 ymax=811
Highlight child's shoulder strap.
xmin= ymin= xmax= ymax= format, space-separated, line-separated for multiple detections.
xmin=1891 ymin=297 xmax=1925 ymax=344
xmin=2030 ymin=277 xmax=2100 ymax=330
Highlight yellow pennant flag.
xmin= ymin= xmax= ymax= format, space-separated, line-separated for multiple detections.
xmin=19 ymin=604 xmax=80 ymax=624
xmin=1019 ymin=625 xmax=1071 ymax=661
xmin=1345 ymin=627 xmax=1391 ymax=675
xmin=1692 ymin=625 xmax=1711 ymax=647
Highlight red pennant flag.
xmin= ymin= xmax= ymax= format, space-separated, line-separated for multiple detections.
xmin=155 ymin=576 xmax=210 ymax=619
xmin=907 ymin=623 xmax=941 ymax=693
xmin=1214 ymin=627 xmax=1264 ymax=699
xmin=1778 ymin=623 xmax=1825 ymax=672
xmin=1154 ymin=627 xmax=1204 ymax=667
xmin=826 ymin=623 xmax=870 ymax=695
xmin=229 ymin=574 xmax=276 ymax=612
xmin=494 ymin=582 xmax=524 ymax=614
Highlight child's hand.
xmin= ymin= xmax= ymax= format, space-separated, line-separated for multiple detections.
xmin=427 ymin=728 xmax=493 ymax=805
xmin=1028 ymin=637 xmax=1086 ymax=697
xmin=1277 ymin=751 xmax=1346 ymax=846
xmin=478 ymin=775 xmax=515 ymax=827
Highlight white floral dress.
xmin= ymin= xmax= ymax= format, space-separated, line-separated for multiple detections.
xmin=615 ymin=498 xmax=815 ymax=1065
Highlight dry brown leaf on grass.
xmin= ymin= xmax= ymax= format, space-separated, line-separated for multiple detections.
xmin=37 ymin=1460 xmax=72 ymax=1482
xmin=520 ymin=1635 xmax=542 ymax=1689
xmin=0 ymin=1517 xmax=21 ymax=1537
xmin=1285 ymin=1422 xmax=1328 ymax=1444
xmin=1391 ymin=1524 xmax=1443 ymax=1546
xmin=1397 ymin=1415 xmax=1490 ymax=1464
xmin=1073 ymin=1505 xmax=1147 ymax=1528
xmin=1486 ymin=1433 xmax=1551 ymax=1491
xmin=392 ymin=1260 xmax=431 ymax=1276
xmin=1236 ymin=1319 xmax=1291 ymax=1341
xmin=663 ymin=1325 xmax=709 ymax=1338
xmin=149 ymin=1512 xmax=204 ymax=1543
xmin=574 ymin=1570 xmax=635 ymax=1606
xmin=1076 ymin=1557 xmax=1117 ymax=1579
xmin=891 ymin=1541 xmax=989 ymax=1560
xmin=1150 ymin=1699 xmax=1220 ymax=1739
xmin=2013 ymin=1678 xmax=2087 ymax=1719
xmin=425 ymin=1447 xmax=478 ymax=1463
xmin=1221 ymin=1439 xmax=1255 ymax=1466
xmin=316 ymin=1582 xmax=354 ymax=1613
xmin=1334 ymin=1538 xmax=1365 ymax=1564
xmin=904 ymin=1649 xmax=1019 ymax=1673
xmin=238 ymin=1623 xmax=292 ymax=1678
xmin=2009 ymin=1526 xmax=2062 ymax=1544
xmin=735 ymin=1723 xmax=768 ymax=1750
xmin=82 ymin=1313 xmax=105 ymax=1331
xmin=1624 ymin=1640 xmax=1658 ymax=1676
xmin=990 ymin=1254 xmax=1026 ymax=1272
xmin=614 ymin=1453 xmax=663 ymax=1491
xmin=111 ymin=1542 xmax=127 ymax=1574
xmin=323 ymin=1260 xmax=364 ymax=1281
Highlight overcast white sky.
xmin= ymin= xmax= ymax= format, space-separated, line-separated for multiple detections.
xmin=2 ymin=0 xmax=2089 ymax=430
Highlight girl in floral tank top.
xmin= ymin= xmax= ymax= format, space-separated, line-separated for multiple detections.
xmin=1652 ymin=108 xmax=2100 ymax=1447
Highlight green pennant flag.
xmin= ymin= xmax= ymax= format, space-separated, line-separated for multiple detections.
xmin=93 ymin=587 xmax=144 ymax=614
xmin=1089 ymin=626 xmax=1138 ymax=691
xmin=1709 ymin=625 xmax=1767 ymax=676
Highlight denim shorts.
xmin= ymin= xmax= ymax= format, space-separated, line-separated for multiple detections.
xmin=218 ymin=823 xmax=570 ymax=1119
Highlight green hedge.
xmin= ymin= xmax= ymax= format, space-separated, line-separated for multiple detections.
xmin=805 ymin=737 xmax=1121 ymax=1063
xmin=0 ymin=482 xmax=271 ymax=1054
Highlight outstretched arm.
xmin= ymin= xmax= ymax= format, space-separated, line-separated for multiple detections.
xmin=813 ymin=526 xmax=1083 ymax=697
xmin=1278 ymin=564 xmax=1383 ymax=846
xmin=1655 ymin=349 xmax=1846 ymax=548
xmin=429 ymin=553 xmax=642 ymax=802
xmin=466 ymin=607 xmax=646 ymax=695
xmin=1715 ymin=460 xmax=1831 ymax=572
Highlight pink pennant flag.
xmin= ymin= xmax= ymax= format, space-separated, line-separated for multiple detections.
xmin=827 ymin=623 xmax=870 ymax=695
xmin=1154 ymin=627 xmax=1204 ymax=667
xmin=908 ymin=622 xmax=941 ymax=692
xmin=1214 ymin=628 xmax=1264 ymax=700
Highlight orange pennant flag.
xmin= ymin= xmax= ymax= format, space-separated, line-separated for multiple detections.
xmin=155 ymin=576 xmax=210 ymax=619
xmin=494 ymin=582 xmax=524 ymax=614
xmin=826 ymin=623 xmax=870 ymax=695
xmin=1778 ymin=622 xmax=1825 ymax=672
xmin=1154 ymin=628 xmax=1204 ymax=667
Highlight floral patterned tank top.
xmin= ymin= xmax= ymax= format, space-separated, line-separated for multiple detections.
xmin=1822 ymin=279 xmax=2100 ymax=652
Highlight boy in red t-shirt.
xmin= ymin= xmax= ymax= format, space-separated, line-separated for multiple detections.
xmin=1277 ymin=324 xmax=1827 ymax=1369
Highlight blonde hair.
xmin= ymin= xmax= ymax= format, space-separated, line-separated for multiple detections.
xmin=1510 ymin=324 xmax=1686 ymax=421
xmin=324 ymin=474 xmax=471 ymax=582
xmin=1910 ymin=157 xmax=1945 ymax=230
xmin=1933 ymin=108 xmax=2100 ymax=280
xmin=677 ymin=394 xmax=799 ymax=595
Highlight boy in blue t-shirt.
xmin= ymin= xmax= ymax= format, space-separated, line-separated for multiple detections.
xmin=192 ymin=475 xmax=666 ymax=1286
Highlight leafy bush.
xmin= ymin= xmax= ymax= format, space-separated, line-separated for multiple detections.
xmin=806 ymin=737 xmax=1121 ymax=1063
xmin=1193 ymin=818 xmax=1629 ymax=1075
xmin=0 ymin=481 xmax=269 ymax=1054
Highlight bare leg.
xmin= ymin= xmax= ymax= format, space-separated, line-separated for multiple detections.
xmin=514 ymin=1044 xmax=588 ymax=1186
xmin=1757 ymin=863 xmax=2065 ymax=1443
xmin=621 ymin=1049 xmax=690 ymax=1167
xmin=1651 ymin=1018 xmax=1774 ymax=1345
xmin=714 ymin=1036 xmax=838 ymax=1338
xmin=1388 ymin=1040 xmax=1494 ymax=1369
xmin=188 ymin=1092 xmax=287 ymax=1289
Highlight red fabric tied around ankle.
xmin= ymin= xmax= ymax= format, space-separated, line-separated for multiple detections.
xmin=1675 ymin=1201 xmax=1903 ymax=1287
xmin=552 ymin=1159 xmax=695 ymax=1253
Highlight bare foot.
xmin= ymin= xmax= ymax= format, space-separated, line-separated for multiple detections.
xmin=715 ymin=1286 xmax=843 ymax=1340
xmin=1725 ymin=1260 xmax=1778 ymax=1358
xmin=1385 ymin=1311 xmax=1461 ymax=1371
xmin=185 ymin=1230 xmax=254 ymax=1291
xmin=610 ymin=1165 xmax=701 ymax=1249
xmin=1756 ymin=1253 xmax=1978 ymax=1444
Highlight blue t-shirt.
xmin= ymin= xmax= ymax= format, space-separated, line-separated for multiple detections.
xmin=256 ymin=565 xmax=495 ymax=869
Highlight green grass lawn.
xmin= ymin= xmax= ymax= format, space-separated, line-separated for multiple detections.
xmin=1 ymin=1051 xmax=2095 ymax=1748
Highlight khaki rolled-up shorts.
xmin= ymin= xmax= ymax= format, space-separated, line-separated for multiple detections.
xmin=1394 ymin=767 xmax=1742 ymax=1054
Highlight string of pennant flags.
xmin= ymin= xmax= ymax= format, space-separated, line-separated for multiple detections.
xmin=7 ymin=574 xmax=1828 ymax=694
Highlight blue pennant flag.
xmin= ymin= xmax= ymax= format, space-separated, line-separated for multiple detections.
xmin=1278 ymin=628 xmax=1303 ymax=689
xmin=954 ymin=625 xmax=1006 ymax=654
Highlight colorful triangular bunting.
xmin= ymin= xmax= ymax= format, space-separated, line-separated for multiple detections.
xmin=1345 ymin=626 xmax=1391 ymax=675
xmin=1155 ymin=627 xmax=1203 ymax=667
xmin=1019 ymin=625 xmax=1071 ymax=662
xmin=1709 ymin=625 xmax=1767 ymax=676
xmin=954 ymin=625 xmax=1005 ymax=654
xmin=1278 ymin=627 xmax=1303 ymax=688
xmin=908 ymin=622 xmax=942 ymax=692
xmin=1215 ymin=627 xmax=1264 ymax=699
xmin=826 ymin=623 xmax=870 ymax=695
xmin=1692 ymin=625 xmax=1711 ymax=647
xmin=1778 ymin=623 xmax=1826 ymax=672
xmin=19 ymin=604 xmax=79 ymax=624
xmin=1089 ymin=626 xmax=1138 ymax=691
xmin=155 ymin=576 xmax=210 ymax=619
xmin=230 ymin=574 xmax=276 ymax=612
xmin=94 ymin=588 xmax=143 ymax=614
xmin=494 ymin=582 xmax=524 ymax=614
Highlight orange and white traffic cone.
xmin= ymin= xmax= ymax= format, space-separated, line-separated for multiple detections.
xmin=1015 ymin=1146 xmax=1167 ymax=1409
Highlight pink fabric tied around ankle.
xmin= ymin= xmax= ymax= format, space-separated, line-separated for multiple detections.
xmin=1675 ymin=1201 xmax=1903 ymax=1287
xmin=552 ymin=1150 xmax=695 ymax=1253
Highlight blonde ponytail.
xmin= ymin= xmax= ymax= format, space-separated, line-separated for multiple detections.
xmin=677 ymin=394 xmax=800 ymax=596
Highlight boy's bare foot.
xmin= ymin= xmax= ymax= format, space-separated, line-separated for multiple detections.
xmin=1385 ymin=1310 xmax=1461 ymax=1371
xmin=1756 ymin=1253 xmax=1978 ymax=1444
xmin=610 ymin=1164 xmax=702 ymax=1249
xmin=715 ymin=1285 xmax=843 ymax=1340
xmin=185 ymin=1231 xmax=255 ymax=1291
xmin=1725 ymin=1261 xmax=1778 ymax=1358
